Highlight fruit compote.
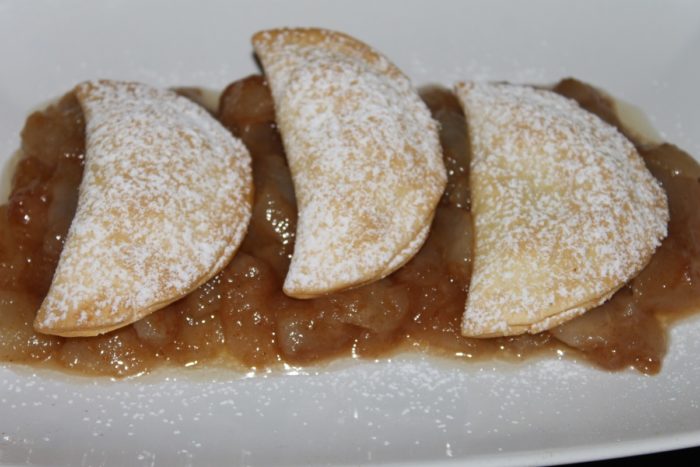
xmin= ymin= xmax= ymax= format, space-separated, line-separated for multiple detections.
xmin=0 ymin=77 xmax=698 ymax=377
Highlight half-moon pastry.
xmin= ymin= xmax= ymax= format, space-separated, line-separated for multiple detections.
xmin=33 ymin=80 xmax=253 ymax=337
xmin=455 ymin=81 xmax=669 ymax=337
xmin=252 ymin=28 xmax=446 ymax=298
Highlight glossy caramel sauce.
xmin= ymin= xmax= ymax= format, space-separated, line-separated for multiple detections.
xmin=0 ymin=77 xmax=698 ymax=377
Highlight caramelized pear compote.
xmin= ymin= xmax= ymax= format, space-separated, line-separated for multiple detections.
xmin=0 ymin=78 xmax=698 ymax=377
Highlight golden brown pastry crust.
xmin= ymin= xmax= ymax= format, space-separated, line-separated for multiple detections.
xmin=455 ymin=81 xmax=668 ymax=337
xmin=33 ymin=81 xmax=253 ymax=337
xmin=253 ymin=28 xmax=446 ymax=298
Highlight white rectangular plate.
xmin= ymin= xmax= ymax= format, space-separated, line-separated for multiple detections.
xmin=1 ymin=1 xmax=699 ymax=465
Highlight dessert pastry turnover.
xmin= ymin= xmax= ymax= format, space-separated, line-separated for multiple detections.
xmin=1 ymin=27 xmax=697 ymax=378
xmin=252 ymin=28 xmax=446 ymax=298
xmin=455 ymin=82 xmax=669 ymax=337
xmin=33 ymin=81 xmax=253 ymax=337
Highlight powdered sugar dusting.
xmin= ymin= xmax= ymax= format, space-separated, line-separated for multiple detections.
xmin=456 ymin=82 xmax=669 ymax=337
xmin=253 ymin=28 xmax=446 ymax=297
xmin=34 ymin=80 xmax=252 ymax=336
